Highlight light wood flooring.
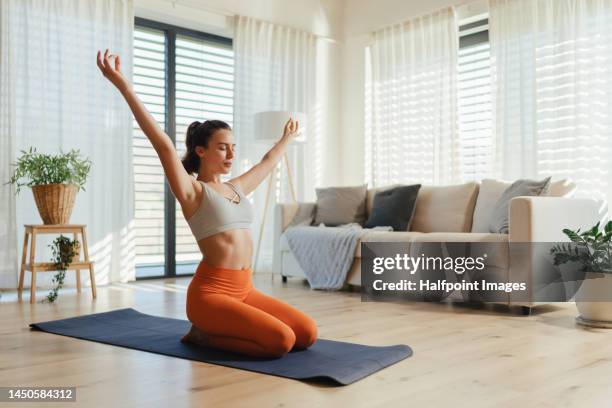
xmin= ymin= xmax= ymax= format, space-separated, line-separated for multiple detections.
xmin=1 ymin=273 xmax=611 ymax=408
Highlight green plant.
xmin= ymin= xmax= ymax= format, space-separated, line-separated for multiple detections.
xmin=5 ymin=147 xmax=92 ymax=195
xmin=551 ymin=221 xmax=612 ymax=274
xmin=45 ymin=235 xmax=80 ymax=303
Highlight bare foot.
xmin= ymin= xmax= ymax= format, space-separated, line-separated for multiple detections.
xmin=181 ymin=325 xmax=211 ymax=347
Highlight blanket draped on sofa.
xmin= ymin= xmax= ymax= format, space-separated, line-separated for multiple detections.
xmin=282 ymin=223 xmax=391 ymax=290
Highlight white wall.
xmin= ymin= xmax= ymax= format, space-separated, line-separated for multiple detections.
xmin=134 ymin=0 xmax=344 ymax=186
xmin=339 ymin=0 xmax=486 ymax=185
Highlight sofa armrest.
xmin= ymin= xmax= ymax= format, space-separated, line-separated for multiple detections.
xmin=274 ymin=202 xmax=317 ymax=232
xmin=272 ymin=202 xmax=316 ymax=273
xmin=508 ymin=196 xmax=602 ymax=306
xmin=509 ymin=196 xmax=601 ymax=242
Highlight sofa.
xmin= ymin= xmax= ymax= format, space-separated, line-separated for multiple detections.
xmin=273 ymin=179 xmax=602 ymax=309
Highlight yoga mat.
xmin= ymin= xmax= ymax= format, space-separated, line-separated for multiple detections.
xmin=30 ymin=308 xmax=412 ymax=385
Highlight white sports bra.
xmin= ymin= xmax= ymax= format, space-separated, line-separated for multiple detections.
xmin=186 ymin=180 xmax=254 ymax=241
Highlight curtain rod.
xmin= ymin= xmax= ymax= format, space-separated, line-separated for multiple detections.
xmin=158 ymin=0 xmax=340 ymax=44
xmin=369 ymin=0 xmax=487 ymax=34
xmin=161 ymin=0 xmax=233 ymax=17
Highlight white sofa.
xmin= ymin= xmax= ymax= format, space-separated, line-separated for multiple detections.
xmin=273 ymin=180 xmax=601 ymax=310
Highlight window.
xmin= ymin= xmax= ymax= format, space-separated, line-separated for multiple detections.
xmin=133 ymin=19 xmax=233 ymax=279
xmin=457 ymin=15 xmax=493 ymax=181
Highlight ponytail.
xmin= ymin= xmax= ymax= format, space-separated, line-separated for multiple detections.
xmin=182 ymin=121 xmax=202 ymax=175
xmin=181 ymin=119 xmax=232 ymax=175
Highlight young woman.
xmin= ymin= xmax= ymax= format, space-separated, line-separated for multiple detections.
xmin=97 ymin=49 xmax=317 ymax=358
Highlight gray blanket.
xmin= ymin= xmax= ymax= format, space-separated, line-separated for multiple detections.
xmin=282 ymin=223 xmax=392 ymax=290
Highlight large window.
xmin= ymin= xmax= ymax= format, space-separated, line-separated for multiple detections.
xmin=132 ymin=19 xmax=233 ymax=279
xmin=457 ymin=15 xmax=492 ymax=182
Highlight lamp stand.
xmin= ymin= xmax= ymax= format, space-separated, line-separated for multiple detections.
xmin=253 ymin=152 xmax=296 ymax=274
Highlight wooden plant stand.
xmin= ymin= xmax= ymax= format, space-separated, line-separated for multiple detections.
xmin=18 ymin=224 xmax=96 ymax=303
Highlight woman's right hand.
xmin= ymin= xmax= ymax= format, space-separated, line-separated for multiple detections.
xmin=96 ymin=49 xmax=128 ymax=91
xmin=282 ymin=117 xmax=299 ymax=139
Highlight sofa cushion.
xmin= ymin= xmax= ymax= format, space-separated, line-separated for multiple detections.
xmin=314 ymin=184 xmax=368 ymax=226
xmin=488 ymin=177 xmax=551 ymax=234
xmin=281 ymin=230 xmax=508 ymax=269
xmin=471 ymin=178 xmax=576 ymax=233
xmin=411 ymin=232 xmax=509 ymax=270
xmin=356 ymin=231 xmax=426 ymax=257
xmin=360 ymin=230 xmax=426 ymax=243
xmin=409 ymin=182 xmax=480 ymax=233
xmin=364 ymin=184 xmax=421 ymax=231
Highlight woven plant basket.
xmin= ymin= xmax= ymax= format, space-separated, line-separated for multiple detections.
xmin=31 ymin=183 xmax=78 ymax=225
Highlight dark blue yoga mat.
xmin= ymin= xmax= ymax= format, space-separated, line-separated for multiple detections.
xmin=30 ymin=308 xmax=412 ymax=385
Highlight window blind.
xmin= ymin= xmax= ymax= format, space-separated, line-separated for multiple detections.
xmin=132 ymin=26 xmax=167 ymax=272
xmin=174 ymin=35 xmax=234 ymax=264
xmin=132 ymin=22 xmax=234 ymax=278
xmin=458 ymin=16 xmax=493 ymax=182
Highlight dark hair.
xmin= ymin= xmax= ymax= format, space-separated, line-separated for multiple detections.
xmin=181 ymin=120 xmax=232 ymax=175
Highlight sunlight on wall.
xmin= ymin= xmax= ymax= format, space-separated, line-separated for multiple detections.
xmin=90 ymin=219 xmax=136 ymax=286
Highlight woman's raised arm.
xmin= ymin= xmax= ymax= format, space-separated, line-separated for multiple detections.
xmin=96 ymin=49 xmax=196 ymax=203
xmin=230 ymin=118 xmax=299 ymax=196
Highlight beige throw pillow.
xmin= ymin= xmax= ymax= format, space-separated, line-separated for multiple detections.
xmin=410 ymin=182 xmax=480 ymax=233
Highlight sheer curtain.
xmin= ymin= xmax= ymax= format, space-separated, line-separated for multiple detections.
xmin=0 ymin=0 xmax=135 ymax=290
xmin=365 ymin=7 xmax=460 ymax=187
xmin=233 ymin=15 xmax=317 ymax=273
xmin=490 ymin=0 xmax=612 ymax=210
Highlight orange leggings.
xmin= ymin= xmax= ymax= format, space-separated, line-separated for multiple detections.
xmin=186 ymin=261 xmax=318 ymax=358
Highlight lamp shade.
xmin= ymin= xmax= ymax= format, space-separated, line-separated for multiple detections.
xmin=254 ymin=111 xmax=307 ymax=144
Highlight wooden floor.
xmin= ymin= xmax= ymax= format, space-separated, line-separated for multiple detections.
xmin=2 ymin=273 xmax=612 ymax=408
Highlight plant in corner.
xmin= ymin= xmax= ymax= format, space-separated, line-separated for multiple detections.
xmin=5 ymin=147 xmax=92 ymax=224
xmin=551 ymin=220 xmax=612 ymax=327
xmin=45 ymin=235 xmax=81 ymax=303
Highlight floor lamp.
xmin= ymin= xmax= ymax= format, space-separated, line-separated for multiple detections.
xmin=253 ymin=111 xmax=307 ymax=274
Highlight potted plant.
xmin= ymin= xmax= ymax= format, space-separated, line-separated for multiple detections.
xmin=5 ymin=147 xmax=92 ymax=224
xmin=551 ymin=221 xmax=612 ymax=328
xmin=45 ymin=235 xmax=81 ymax=303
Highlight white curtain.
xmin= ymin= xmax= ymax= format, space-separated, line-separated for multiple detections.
xmin=366 ymin=7 xmax=460 ymax=187
xmin=0 ymin=0 xmax=135 ymax=290
xmin=490 ymin=0 xmax=612 ymax=209
xmin=233 ymin=15 xmax=317 ymax=273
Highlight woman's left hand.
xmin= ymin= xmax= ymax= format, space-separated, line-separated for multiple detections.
xmin=282 ymin=118 xmax=299 ymax=139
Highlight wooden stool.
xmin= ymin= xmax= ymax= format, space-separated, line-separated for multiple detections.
xmin=18 ymin=224 xmax=96 ymax=303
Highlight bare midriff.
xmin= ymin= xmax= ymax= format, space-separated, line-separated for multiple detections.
xmin=195 ymin=228 xmax=253 ymax=270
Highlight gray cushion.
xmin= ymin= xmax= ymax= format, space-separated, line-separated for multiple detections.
xmin=364 ymin=184 xmax=421 ymax=231
xmin=488 ymin=177 xmax=552 ymax=234
xmin=314 ymin=184 xmax=368 ymax=226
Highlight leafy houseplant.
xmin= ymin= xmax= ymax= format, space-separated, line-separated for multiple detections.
xmin=551 ymin=221 xmax=612 ymax=274
xmin=551 ymin=221 xmax=612 ymax=327
xmin=45 ymin=235 xmax=80 ymax=303
xmin=5 ymin=147 xmax=92 ymax=224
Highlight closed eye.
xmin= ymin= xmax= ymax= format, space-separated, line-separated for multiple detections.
xmin=218 ymin=143 xmax=236 ymax=149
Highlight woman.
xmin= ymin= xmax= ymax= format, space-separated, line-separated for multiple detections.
xmin=97 ymin=49 xmax=317 ymax=358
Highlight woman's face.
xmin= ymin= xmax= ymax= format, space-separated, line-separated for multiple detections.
xmin=197 ymin=128 xmax=235 ymax=174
